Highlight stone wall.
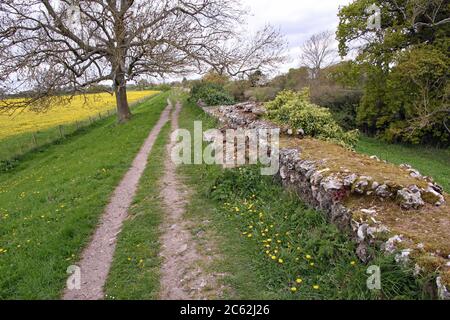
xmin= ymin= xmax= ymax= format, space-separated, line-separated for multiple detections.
xmin=202 ymin=101 xmax=450 ymax=300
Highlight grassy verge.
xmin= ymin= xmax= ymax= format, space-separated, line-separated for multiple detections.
xmin=0 ymin=92 xmax=169 ymax=299
xmin=104 ymin=123 xmax=170 ymax=300
xmin=178 ymin=100 xmax=429 ymax=300
xmin=357 ymin=136 xmax=450 ymax=191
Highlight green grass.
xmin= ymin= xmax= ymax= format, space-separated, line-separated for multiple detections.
xmin=0 ymin=92 xmax=169 ymax=299
xmin=104 ymin=123 xmax=170 ymax=300
xmin=357 ymin=136 xmax=450 ymax=192
xmin=178 ymin=99 xmax=430 ymax=300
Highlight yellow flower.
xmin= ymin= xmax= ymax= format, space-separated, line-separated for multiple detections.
xmin=296 ymin=278 xmax=303 ymax=284
xmin=247 ymin=234 xmax=253 ymax=238
xmin=278 ymin=259 xmax=284 ymax=264
xmin=290 ymin=287 xmax=297 ymax=293
xmin=306 ymin=254 xmax=312 ymax=260
xmin=313 ymin=285 xmax=320 ymax=290
xmin=351 ymin=261 xmax=356 ymax=266
xmin=310 ymin=262 xmax=315 ymax=267
xmin=271 ymin=256 xmax=277 ymax=260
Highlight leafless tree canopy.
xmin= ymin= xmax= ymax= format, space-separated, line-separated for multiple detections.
xmin=300 ymin=31 xmax=337 ymax=80
xmin=0 ymin=0 xmax=286 ymax=121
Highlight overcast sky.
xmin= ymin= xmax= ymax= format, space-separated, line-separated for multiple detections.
xmin=240 ymin=0 xmax=353 ymax=74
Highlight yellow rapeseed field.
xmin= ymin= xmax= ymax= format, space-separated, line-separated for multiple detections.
xmin=0 ymin=90 xmax=158 ymax=140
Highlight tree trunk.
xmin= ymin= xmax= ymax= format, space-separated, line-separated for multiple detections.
xmin=114 ymin=77 xmax=132 ymax=123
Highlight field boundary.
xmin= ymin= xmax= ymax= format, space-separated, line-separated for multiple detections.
xmin=0 ymin=92 xmax=161 ymax=171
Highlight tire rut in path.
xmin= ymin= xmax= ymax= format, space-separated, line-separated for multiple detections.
xmin=63 ymin=102 xmax=173 ymax=300
xmin=159 ymin=101 xmax=224 ymax=300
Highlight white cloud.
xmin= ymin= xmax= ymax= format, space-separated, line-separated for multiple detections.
xmin=241 ymin=0 xmax=353 ymax=72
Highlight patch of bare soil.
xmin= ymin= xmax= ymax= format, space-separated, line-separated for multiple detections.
xmin=159 ymin=101 xmax=225 ymax=300
xmin=63 ymin=103 xmax=173 ymax=300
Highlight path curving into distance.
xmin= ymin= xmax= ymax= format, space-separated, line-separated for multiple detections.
xmin=63 ymin=101 xmax=173 ymax=300
xmin=159 ymin=101 xmax=224 ymax=300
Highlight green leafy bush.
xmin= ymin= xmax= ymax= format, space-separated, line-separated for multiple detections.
xmin=310 ymin=86 xmax=362 ymax=131
xmin=244 ymin=86 xmax=279 ymax=102
xmin=190 ymin=82 xmax=235 ymax=106
xmin=383 ymin=46 xmax=449 ymax=145
xmin=151 ymin=84 xmax=171 ymax=92
xmin=265 ymin=89 xmax=359 ymax=148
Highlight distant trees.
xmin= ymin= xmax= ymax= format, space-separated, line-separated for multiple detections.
xmin=336 ymin=0 xmax=449 ymax=144
xmin=300 ymin=31 xmax=337 ymax=80
xmin=0 ymin=0 xmax=286 ymax=122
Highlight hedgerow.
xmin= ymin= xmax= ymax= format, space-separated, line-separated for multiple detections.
xmin=265 ymin=89 xmax=359 ymax=148
xmin=189 ymin=82 xmax=235 ymax=106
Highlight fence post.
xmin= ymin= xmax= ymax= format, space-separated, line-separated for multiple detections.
xmin=32 ymin=132 xmax=38 ymax=147
xmin=59 ymin=125 xmax=64 ymax=139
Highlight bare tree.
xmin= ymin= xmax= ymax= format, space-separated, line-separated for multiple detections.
xmin=0 ymin=0 xmax=286 ymax=122
xmin=300 ymin=31 xmax=337 ymax=80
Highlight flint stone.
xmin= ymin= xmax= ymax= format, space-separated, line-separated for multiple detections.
xmin=344 ymin=174 xmax=358 ymax=187
xmin=321 ymin=176 xmax=344 ymax=192
xmin=375 ymin=184 xmax=392 ymax=198
xmin=397 ymin=188 xmax=425 ymax=209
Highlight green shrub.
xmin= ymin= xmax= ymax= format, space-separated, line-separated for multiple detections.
xmin=244 ymin=86 xmax=279 ymax=102
xmin=384 ymin=46 xmax=449 ymax=145
xmin=190 ymin=82 xmax=235 ymax=106
xmin=310 ymin=86 xmax=362 ymax=131
xmin=265 ymin=89 xmax=359 ymax=148
xmin=150 ymin=84 xmax=171 ymax=92
xmin=224 ymin=80 xmax=251 ymax=102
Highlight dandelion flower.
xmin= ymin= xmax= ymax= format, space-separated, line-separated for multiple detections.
xmin=271 ymin=256 xmax=277 ymax=260
xmin=313 ymin=285 xmax=320 ymax=290
xmin=278 ymin=259 xmax=284 ymax=264
xmin=296 ymin=278 xmax=303 ymax=284
xmin=290 ymin=287 xmax=297 ymax=293
xmin=306 ymin=254 xmax=312 ymax=260
xmin=351 ymin=261 xmax=356 ymax=266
